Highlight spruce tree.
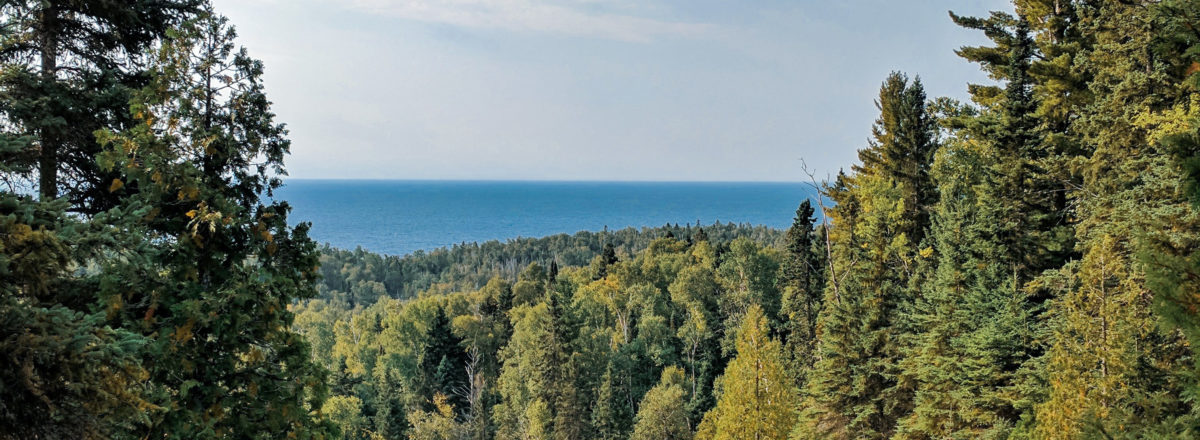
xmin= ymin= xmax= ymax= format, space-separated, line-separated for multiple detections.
xmin=779 ymin=199 xmax=825 ymax=388
xmin=493 ymin=302 xmax=556 ymax=440
xmin=0 ymin=0 xmax=200 ymax=206
xmin=494 ymin=295 xmax=579 ymax=440
xmin=895 ymin=104 xmax=1023 ymax=439
xmin=796 ymin=72 xmax=937 ymax=439
xmin=421 ymin=306 xmax=469 ymax=415
xmin=1033 ymin=2 xmax=1196 ymax=436
xmin=0 ymin=190 xmax=149 ymax=437
xmin=93 ymin=12 xmax=334 ymax=438
xmin=591 ymin=364 xmax=632 ymax=440
xmin=597 ymin=242 xmax=619 ymax=279
xmin=1145 ymin=0 xmax=1200 ymax=388
xmin=897 ymin=16 xmax=1066 ymax=439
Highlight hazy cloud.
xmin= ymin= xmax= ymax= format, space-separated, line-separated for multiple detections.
xmin=214 ymin=0 xmax=1011 ymax=181
xmin=338 ymin=0 xmax=715 ymax=42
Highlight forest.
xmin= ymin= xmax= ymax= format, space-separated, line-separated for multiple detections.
xmin=6 ymin=0 xmax=1200 ymax=439
xmin=313 ymin=222 xmax=783 ymax=306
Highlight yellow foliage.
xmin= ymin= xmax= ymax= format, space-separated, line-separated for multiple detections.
xmin=173 ymin=318 xmax=196 ymax=344
xmin=696 ymin=306 xmax=796 ymax=440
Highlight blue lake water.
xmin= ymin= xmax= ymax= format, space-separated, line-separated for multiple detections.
xmin=275 ymin=180 xmax=816 ymax=256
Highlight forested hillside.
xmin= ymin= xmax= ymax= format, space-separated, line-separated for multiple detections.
xmin=7 ymin=1 xmax=1200 ymax=440
xmin=296 ymin=2 xmax=1200 ymax=439
xmin=315 ymin=222 xmax=783 ymax=305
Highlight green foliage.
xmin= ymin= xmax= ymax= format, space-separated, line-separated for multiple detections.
xmin=0 ymin=0 xmax=200 ymax=205
xmin=325 ymin=395 xmax=371 ymax=440
xmin=93 ymin=11 xmax=335 ymax=438
xmin=407 ymin=394 xmax=468 ymax=440
xmin=420 ymin=307 xmax=470 ymax=415
xmin=1 ymin=2 xmax=335 ymax=439
xmin=0 ymin=194 xmax=149 ymax=438
xmin=895 ymin=15 xmax=1071 ymax=439
xmin=630 ymin=367 xmax=692 ymax=440
xmin=696 ymin=306 xmax=795 ymax=440
xmin=797 ymin=72 xmax=938 ymax=440
xmin=1145 ymin=0 xmax=1200 ymax=380
xmin=11 ymin=1 xmax=1200 ymax=439
xmin=494 ymin=302 xmax=559 ymax=440
xmin=316 ymin=222 xmax=782 ymax=305
xmin=779 ymin=200 xmax=826 ymax=389
xmin=1030 ymin=3 xmax=1197 ymax=438
xmin=297 ymin=226 xmax=788 ymax=440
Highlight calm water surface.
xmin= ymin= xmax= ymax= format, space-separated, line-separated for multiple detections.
xmin=275 ymin=180 xmax=816 ymax=256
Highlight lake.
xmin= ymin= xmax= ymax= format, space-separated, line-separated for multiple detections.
xmin=276 ymin=180 xmax=817 ymax=256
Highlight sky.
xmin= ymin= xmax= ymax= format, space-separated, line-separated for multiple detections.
xmin=211 ymin=0 xmax=1013 ymax=182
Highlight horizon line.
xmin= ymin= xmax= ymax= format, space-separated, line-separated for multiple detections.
xmin=284 ymin=177 xmax=818 ymax=185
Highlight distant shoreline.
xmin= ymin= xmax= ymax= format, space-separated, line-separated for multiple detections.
xmin=284 ymin=178 xmax=814 ymax=185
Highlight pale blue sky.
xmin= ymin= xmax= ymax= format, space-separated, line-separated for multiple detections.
xmin=212 ymin=0 xmax=1011 ymax=181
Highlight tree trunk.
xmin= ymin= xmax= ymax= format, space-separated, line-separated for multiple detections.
xmin=38 ymin=2 xmax=59 ymax=200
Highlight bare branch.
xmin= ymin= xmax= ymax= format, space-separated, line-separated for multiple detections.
xmin=800 ymin=158 xmax=841 ymax=305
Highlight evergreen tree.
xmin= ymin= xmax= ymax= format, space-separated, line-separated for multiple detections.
xmin=597 ymin=242 xmax=619 ymax=279
xmin=1033 ymin=2 xmax=1196 ymax=437
xmin=854 ymin=72 xmax=938 ymax=244
xmin=494 ymin=298 xmax=578 ymax=440
xmin=895 ymin=103 xmax=1023 ymax=439
xmin=0 ymin=191 xmax=149 ymax=438
xmin=547 ymin=283 xmax=585 ymax=440
xmin=591 ymin=365 xmax=632 ymax=440
xmin=897 ymin=16 xmax=1067 ymax=438
xmin=779 ymin=199 xmax=825 ymax=388
xmin=421 ymin=306 xmax=469 ymax=415
xmin=796 ymin=72 xmax=938 ymax=439
xmin=0 ymin=0 xmax=199 ymax=206
xmin=1144 ymin=11 xmax=1200 ymax=433
xmin=94 ymin=12 xmax=334 ymax=438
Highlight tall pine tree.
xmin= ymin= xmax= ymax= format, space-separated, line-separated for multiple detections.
xmin=94 ymin=11 xmax=334 ymax=438
xmin=897 ymin=16 xmax=1071 ymax=439
xmin=796 ymin=72 xmax=937 ymax=439
xmin=0 ymin=0 xmax=200 ymax=206
xmin=1033 ymin=2 xmax=1195 ymax=437
xmin=779 ymin=199 xmax=826 ymax=389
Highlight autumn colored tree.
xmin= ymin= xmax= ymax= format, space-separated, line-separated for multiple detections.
xmin=696 ymin=306 xmax=795 ymax=440
xmin=630 ymin=367 xmax=692 ymax=440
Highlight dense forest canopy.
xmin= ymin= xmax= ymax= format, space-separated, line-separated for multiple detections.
xmin=6 ymin=1 xmax=1200 ymax=440
xmin=314 ymin=222 xmax=783 ymax=306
